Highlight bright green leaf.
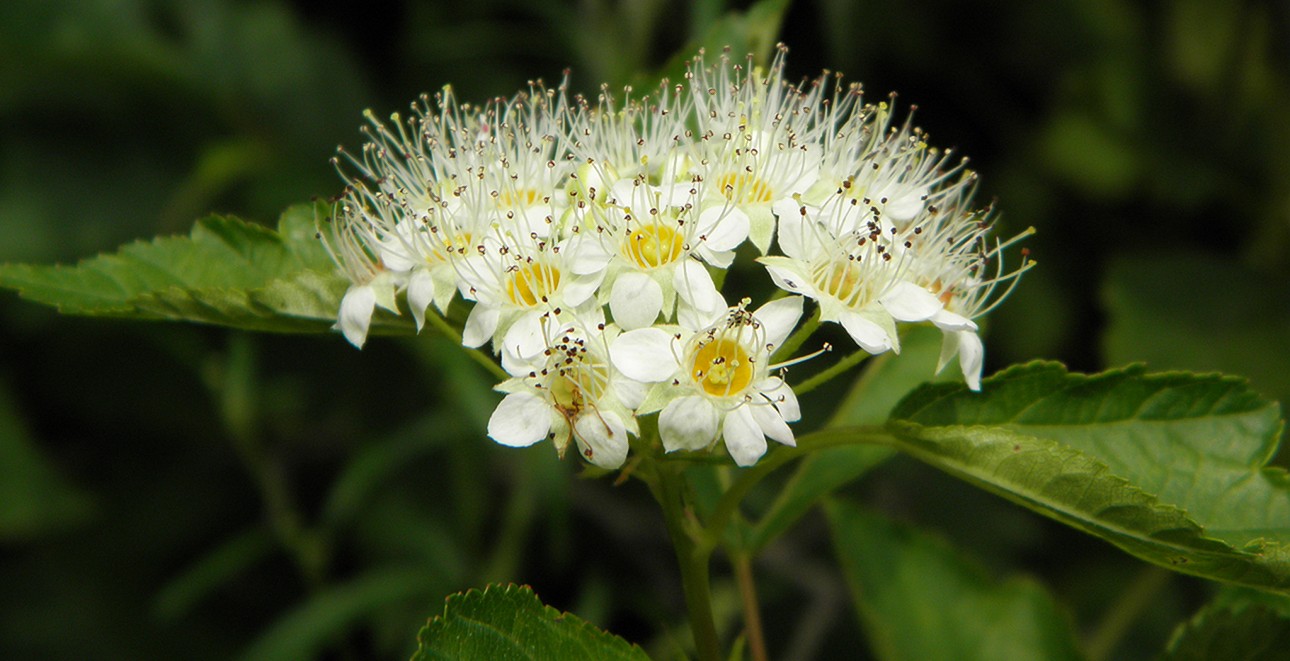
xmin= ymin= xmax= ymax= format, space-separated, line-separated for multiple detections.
xmin=0 ymin=204 xmax=414 ymax=336
xmin=886 ymin=362 xmax=1290 ymax=591
xmin=413 ymin=584 xmax=649 ymax=661
xmin=826 ymin=500 xmax=1084 ymax=661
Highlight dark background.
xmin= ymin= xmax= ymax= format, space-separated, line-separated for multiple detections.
xmin=2 ymin=0 xmax=1288 ymax=658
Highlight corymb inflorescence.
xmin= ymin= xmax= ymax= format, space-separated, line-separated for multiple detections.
xmin=321 ymin=44 xmax=1032 ymax=468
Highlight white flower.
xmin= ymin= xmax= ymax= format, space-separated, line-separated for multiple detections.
xmin=907 ymin=210 xmax=1034 ymax=391
xmin=798 ymin=98 xmax=973 ymax=229
xmin=610 ymin=297 xmax=804 ymax=466
xmin=759 ymin=196 xmax=944 ymax=355
xmin=675 ymin=49 xmax=827 ymax=253
xmin=563 ymin=176 xmax=736 ymax=330
xmin=320 ymin=197 xmax=406 ymax=348
xmin=451 ymin=226 xmax=606 ymax=372
xmin=487 ymin=315 xmax=638 ymax=468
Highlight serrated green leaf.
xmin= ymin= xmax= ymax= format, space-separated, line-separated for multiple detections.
xmin=826 ymin=500 xmax=1084 ymax=661
xmin=885 ymin=362 xmax=1290 ymax=591
xmin=0 ymin=204 xmax=415 ymax=336
xmin=746 ymin=326 xmax=946 ymax=550
xmin=1161 ymin=598 xmax=1290 ymax=661
xmin=1103 ymin=251 xmax=1290 ymax=412
xmin=413 ymin=584 xmax=649 ymax=661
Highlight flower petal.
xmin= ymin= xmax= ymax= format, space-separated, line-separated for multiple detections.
xmin=659 ymin=395 xmax=719 ymax=452
xmin=937 ymin=328 xmax=960 ymax=374
xmin=462 ymin=303 xmax=500 ymax=348
xmin=754 ymin=296 xmax=804 ymax=352
xmin=565 ymin=235 xmax=615 ymax=275
xmin=431 ymin=267 xmax=457 ymax=313
xmin=677 ymin=302 xmax=726 ymax=332
xmin=336 ymin=285 xmax=377 ymax=349
xmin=610 ymin=373 xmax=647 ymax=410
xmin=746 ymin=205 xmax=775 ymax=254
xmin=659 ymin=181 xmax=698 ymax=207
xmin=501 ymin=311 xmax=546 ymax=372
xmin=722 ymin=406 xmax=768 ymax=466
xmin=880 ymin=281 xmax=943 ymax=322
xmin=610 ymin=328 xmax=678 ymax=383
xmin=772 ymin=205 xmax=820 ymax=260
xmin=880 ymin=184 xmax=928 ymax=222
xmin=839 ymin=309 xmax=893 ymax=354
xmin=749 ymin=401 xmax=795 ymax=447
xmin=487 ymin=392 xmax=552 ymax=447
xmin=697 ymin=246 xmax=736 ymax=269
xmin=370 ymin=271 xmax=400 ymax=314
xmin=407 ymin=269 xmax=436 ymax=332
xmin=698 ymin=205 xmax=750 ymax=252
xmin=930 ymin=308 xmax=978 ymax=332
xmin=610 ymin=271 xmax=664 ymax=330
xmin=562 ymin=273 xmax=604 ymax=307
xmin=574 ymin=410 xmax=630 ymax=469
xmin=958 ymin=330 xmax=984 ymax=391
xmin=758 ymin=257 xmax=814 ymax=297
xmin=674 ymin=259 xmax=724 ymax=314
xmin=756 ymin=377 xmax=800 ymax=422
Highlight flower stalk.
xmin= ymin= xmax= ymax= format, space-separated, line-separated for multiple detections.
xmin=650 ymin=457 xmax=722 ymax=661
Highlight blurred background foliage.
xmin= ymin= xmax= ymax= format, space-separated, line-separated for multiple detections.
xmin=1 ymin=0 xmax=1288 ymax=659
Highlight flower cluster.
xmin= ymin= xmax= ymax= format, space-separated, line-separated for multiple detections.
xmin=321 ymin=46 xmax=1031 ymax=468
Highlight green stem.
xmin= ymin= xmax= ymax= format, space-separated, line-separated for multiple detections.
xmin=703 ymin=427 xmax=895 ymax=545
xmin=733 ymin=553 xmax=769 ymax=661
xmin=825 ymin=350 xmax=892 ymax=427
xmin=423 ymin=309 xmax=509 ymax=381
xmin=650 ymin=460 xmax=722 ymax=661
xmin=793 ymin=349 xmax=872 ymax=396
xmin=772 ymin=305 xmax=821 ymax=362
xmin=644 ymin=426 xmax=895 ymax=660
xmin=218 ymin=336 xmax=329 ymax=590
xmin=479 ymin=460 xmax=537 ymax=583
xmin=1085 ymin=566 xmax=1171 ymax=661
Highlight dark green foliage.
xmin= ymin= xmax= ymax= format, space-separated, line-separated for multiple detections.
xmin=413 ymin=585 xmax=650 ymax=661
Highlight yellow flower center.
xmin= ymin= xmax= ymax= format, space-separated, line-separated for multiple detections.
xmin=549 ymin=362 xmax=607 ymax=412
xmin=498 ymin=188 xmax=543 ymax=208
xmin=716 ymin=172 xmax=774 ymax=204
xmin=506 ymin=262 xmax=561 ymax=307
xmin=428 ymin=232 xmax=473 ymax=265
xmin=623 ymin=224 xmax=685 ymax=269
xmin=811 ymin=259 xmax=870 ymax=307
xmin=689 ymin=337 xmax=755 ymax=398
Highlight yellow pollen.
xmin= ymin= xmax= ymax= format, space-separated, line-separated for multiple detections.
xmin=716 ymin=172 xmax=774 ymax=204
xmin=812 ymin=260 xmax=868 ymax=305
xmin=550 ymin=363 xmax=606 ymax=411
xmin=550 ymin=375 xmax=583 ymax=411
xmin=930 ymin=279 xmax=955 ymax=305
xmin=429 ymin=232 xmax=473 ymax=264
xmin=690 ymin=337 xmax=754 ymax=397
xmin=498 ymin=188 xmax=542 ymax=208
xmin=506 ymin=262 xmax=561 ymax=307
xmin=624 ymin=224 xmax=685 ymax=269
